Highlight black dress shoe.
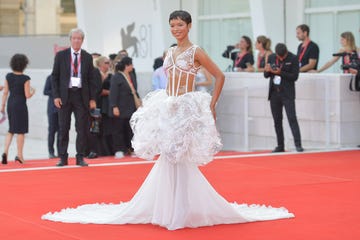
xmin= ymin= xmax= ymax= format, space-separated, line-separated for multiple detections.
xmin=296 ymin=146 xmax=304 ymax=152
xmin=76 ymin=158 xmax=88 ymax=167
xmin=56 ymin=159 xmax=68 ymax=167
xmin=1 ymin=153 xmax=7 ymax=165
xmin=272 ymin=146 xmax=285 ymax=153
xmin=15 ymin=156 xmax=25 ymax=164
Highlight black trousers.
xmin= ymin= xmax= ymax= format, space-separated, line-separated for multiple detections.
xmin=58 ymin=89 xmax=88 ymax=158
xmin=86 ymin=115 xmax=114 ymax=156
xmin=100 ymin=115 xmax=114 ymax=155
xmin=112 ymin=117 xmax=133 ymax=154
xmin=47 ymin=111 xmax=59 ymax=155
xmin=270 ymin=91 xmax=302 ymax=148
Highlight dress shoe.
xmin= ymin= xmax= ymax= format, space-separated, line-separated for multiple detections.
xmin=56 ymin=159 xmax=68 ymax=167
xmin=76 ymin=158 xmax=89 ymax=167
xmin=87 ymin=152 xmax=98 ymax=159
xmin=296 ymin=146 xmax=304 ymax=152
xmin=15 ymin=156 xmax=25 ymax=164
xmin=272 ymin=146 xmax=285 ymax=153
xmin=1 ymin=153 xmax=7 ymax=165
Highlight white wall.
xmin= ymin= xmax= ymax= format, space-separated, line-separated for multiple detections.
xmin=0 ymin=36 xmax=69 ymax=69
xmin=249 ymin=0 xmax=285 ymax=45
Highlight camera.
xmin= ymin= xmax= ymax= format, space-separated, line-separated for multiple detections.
xmin=270 ymin=64 xmax=279 ymax=70
xmin=222 ymin=45 xmax=238 ymax=61
xmin=342 ymin=62 xmax=359 ymax=70
xmin=333 ymin=52 xmax=360 ymax=71
xmin=89 ymin=108 xmax=101 ymax=134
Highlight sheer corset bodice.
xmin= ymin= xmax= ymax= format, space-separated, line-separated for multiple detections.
xmin=163 ymin=45 xmax=201 ymax=96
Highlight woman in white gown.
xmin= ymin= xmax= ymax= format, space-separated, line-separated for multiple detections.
xmin=42 ymin=10 xmax=294 ymax=230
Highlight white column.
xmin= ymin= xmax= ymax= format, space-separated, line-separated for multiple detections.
xmin=35 ymin=0 xmax=60 ymax=34
xmin=249 ymin=0 xmax=284 ymax=45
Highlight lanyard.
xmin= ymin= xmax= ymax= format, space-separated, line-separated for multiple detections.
xmin=70 ymin=53 xmax=81 ymax=76
xmin=257 ymin=51 xmax=265 ymax=69
xmin=235 ymin=52 xmax=247 ymax=67
xmin=275 ymin=57 xmax=284 ymax=69
xmin=298 ymin=40 xmax=310 ymax=63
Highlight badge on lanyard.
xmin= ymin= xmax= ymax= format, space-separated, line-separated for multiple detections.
xmin=274 ymin=76 xmax=281 ymax=85
xmin=71 ymin=77 xmax=81 ymax=87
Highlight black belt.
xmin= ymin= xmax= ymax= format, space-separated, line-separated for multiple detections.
xmin=69 ymin=87 xmax=81 ymax=91
xmin=273 ymin=86 xmax=281 ymax=92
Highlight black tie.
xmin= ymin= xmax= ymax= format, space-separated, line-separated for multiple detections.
xmin=73 ymin=52 xmax=78 ymax=77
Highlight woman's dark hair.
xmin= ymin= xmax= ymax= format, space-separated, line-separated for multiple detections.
xmin=242 ymin=35 xmax=253 ymax=54
xmin=115 ymin=56 xmax=132 ymax=72
xmin=169 ymin=10 xmax=192 ymax=24
xmin=10 ymin=53 xmax=29 ymax=72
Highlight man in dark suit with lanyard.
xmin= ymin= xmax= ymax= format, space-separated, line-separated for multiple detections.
xmin=52 ymin=28 xmax=97 ymax=166
xmin=264 ymin=43 xmax=304 ymax=153
xmin=296 ymin=24 xmax=320 ymax=72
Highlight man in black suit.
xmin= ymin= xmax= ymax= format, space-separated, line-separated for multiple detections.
xmin=52 ymin=28 xmax=97 ymax=166
xmin=264 ymin=43 xmax=304 ymax=153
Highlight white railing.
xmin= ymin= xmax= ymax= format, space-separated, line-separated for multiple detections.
xmin=1 ymin=69 xmax=359 ymax=151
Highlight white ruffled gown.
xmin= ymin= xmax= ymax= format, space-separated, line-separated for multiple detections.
xmin=42 ymin=45 xmax=294 ymax=230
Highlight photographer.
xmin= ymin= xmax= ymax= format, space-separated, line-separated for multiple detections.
xmin=264 ymin=43 xmax=303 ymax=153
xmin=349 ymin=65 xmax=360 ymax=90
xmin=316 ymin=32 xmax=358 ymax=73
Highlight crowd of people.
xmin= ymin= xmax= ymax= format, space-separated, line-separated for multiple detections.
xmin=219 ymin=25 xmax=360 ymax=152
xmin=1 ymin=24 xmax=359 ymax=164
xmin=0 ymin=28 xmax=140 ymax=165
xmin=223 ymin=25 xmax=359 ymax=75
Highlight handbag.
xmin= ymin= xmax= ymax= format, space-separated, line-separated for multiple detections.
xmin=120 ymin=72 xmax=142 ymax=108
xmin=133 ymin=93 xmax=142 ymax=109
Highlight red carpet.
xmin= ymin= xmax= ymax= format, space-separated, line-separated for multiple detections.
xmin=0 ymin=150 xmax=359 ymax=240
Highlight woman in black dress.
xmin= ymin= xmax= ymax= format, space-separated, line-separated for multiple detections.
xmin=1 ymin=54 xmax=35 ymax=164
xmin=233 ymin=35 xmax=255 ymax=72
